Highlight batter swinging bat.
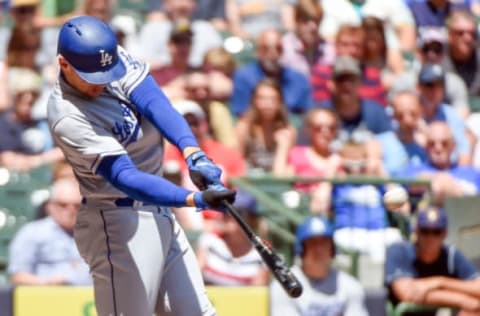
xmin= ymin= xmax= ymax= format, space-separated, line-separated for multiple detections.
xmin=222 ymin=200 xmax=303 ymax=298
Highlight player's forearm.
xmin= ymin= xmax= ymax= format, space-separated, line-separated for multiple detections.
xmin=97 ymin=154 xmax=194 ymax=207
xmin=130 ymin=75 xmax=199 ymax=151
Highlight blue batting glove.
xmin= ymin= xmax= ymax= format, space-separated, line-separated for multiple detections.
xmin=186 ymin=150 xmax=222 ymax=190
xmin=194 ymin=184 xmax=236 ymax=212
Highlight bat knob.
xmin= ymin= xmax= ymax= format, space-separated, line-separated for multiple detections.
xmin=288 ymin=282 xmax=303 ymax=298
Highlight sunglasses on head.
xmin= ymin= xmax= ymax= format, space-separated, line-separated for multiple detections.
xmin=419 ymin=228 xmax=444 ymax=236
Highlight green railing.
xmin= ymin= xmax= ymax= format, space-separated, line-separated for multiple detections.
xmin=230 ymin=175 xmax=431 ymax=266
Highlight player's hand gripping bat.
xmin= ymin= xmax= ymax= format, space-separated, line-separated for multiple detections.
xmin=222 ymin=200 xmax=303 ymax=298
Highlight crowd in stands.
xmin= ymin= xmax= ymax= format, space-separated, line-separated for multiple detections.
xmin=1 ymin=0 xmax=480 ymax=314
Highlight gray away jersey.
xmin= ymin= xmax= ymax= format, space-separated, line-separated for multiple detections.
xmin=47 ymin=46 xmax=164 ymax=205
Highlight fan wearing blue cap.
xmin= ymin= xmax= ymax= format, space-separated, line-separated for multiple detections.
xmin=270 ymin=216 xmax=368 ymax=316
xmin=416 ymin=62 xmax=472 ymax=166
xmin=48 ymin=15 xmax=236 ymax=316
xmin=385 ymin=206 xmax=480 ymax=312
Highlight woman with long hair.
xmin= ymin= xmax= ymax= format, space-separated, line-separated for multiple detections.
xmin=362 ymin=16 xmax=404 ymax=88
xmin=235 ymin=78 xmax=297 ymax=174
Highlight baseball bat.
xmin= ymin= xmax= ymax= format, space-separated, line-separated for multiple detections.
xmin=222 ymin=200 xmax=303 ymax=298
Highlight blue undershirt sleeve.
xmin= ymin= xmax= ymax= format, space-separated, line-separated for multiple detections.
xmin=129 ymin=74 xmax=199 ymax=151
xmin=97 ymin=154 xmax=192 ymax=207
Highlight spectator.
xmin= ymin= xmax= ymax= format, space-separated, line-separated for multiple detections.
xmin=385 ymin=206 xmax=480 ymax=314
xmin=7 ymin=177 xmax=92 ymax=285
xmin=81 ymin=0 xmax=113 ymax=22
xmin=184 ymin=69 xmax=237 ymax=148
xmin=139 ymin=0 xmax=222 ymax=68
xmin=275 ymin=107 xmax=342 ymax=178
xmin=1 ymin=0 xmax=58 ymax=73
xmin=195 ymin=190 xmax=269 ymax=286
xmin=416 ymin=63 xmax=473 ymax=165
xmin=362 ymin=16 xmax=405 ymax=88
xmin=392 ymin=27 xmax=470 ymax=119
xmin=326 ymin=140 xmax=402 ymax=262
xmin=311 ymin=25 xmax=388 ymax=106
xmin=226 ymin=0 xmax=295 ymax=40
xmin=235 ymin=79 xmax=297 ymax=175
xmin=398 ymin=121 xmax=480 ymax=206
xmin=274 ymin=108 xmax=343 ymax=213
xmin=0 ymin=0 xmax=6 ymax=112
xmin=150 ymin=20 xmax=194 ymax=100
xmin=230 ymin=29 xmax=313 ymax=116
xmin=147 ymin=0 xmax=227 ymax=31
xmin=280 ymin=0 xmax=335 ymax=77
xmin=318 ymin=56 xmax=393 ymax=170
xmin=270 ymin=216 xmax=368 ymax=316
xmin=164 ymin=99 xmax=245 ymax=231
xmin=0 ymin=68 xmax=63 ymax=172
xmin=409 ymin=0 xmax=470 ymax=32
xmin=320 ymin=0 xmax=416 ymax=54
xmin=381 ymin=90 xmax=428 ymax=175
xmin=0 ymin=45 xmax=7 ymax=113
xmin=202 ymin=47 xmax=236 ymax=102
xmin=443 ymin=10 xmax=480 ymax=96
xmin=165 ymin=99 xmax=246 ymax=184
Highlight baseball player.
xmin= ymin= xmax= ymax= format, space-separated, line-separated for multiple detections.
xmin=270 ymin=216 xmax=368 ymax=316
xmin=47 ymin=16 xmax=235 ymax=316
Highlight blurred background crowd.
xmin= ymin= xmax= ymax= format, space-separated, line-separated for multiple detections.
xmin=1 ymin=0 xmax=480 ymax=315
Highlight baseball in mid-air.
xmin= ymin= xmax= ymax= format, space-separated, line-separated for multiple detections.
xmin=383 ymin=186 xmax=408 ymax=210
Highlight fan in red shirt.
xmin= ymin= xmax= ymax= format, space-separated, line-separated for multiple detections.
xmin=164 ymin=100 xmax=246 ymax=226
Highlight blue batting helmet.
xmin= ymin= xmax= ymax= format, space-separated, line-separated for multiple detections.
xmin=57 ymin=15 xmax=126 ymax=84
xmin=294 ymin=216 xmax=334 ymax=256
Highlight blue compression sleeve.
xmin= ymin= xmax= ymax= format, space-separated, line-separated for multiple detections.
xmin=129 ymin=74 xmax=199 ymax=151
xmin=97 ymin=154 xmax=192 ymax=207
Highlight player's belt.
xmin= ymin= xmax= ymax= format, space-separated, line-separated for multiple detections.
xmin=81 ymin=197 xmax=155 ymax=207
xmin=114 ymin=197 xmax=155 ymax=207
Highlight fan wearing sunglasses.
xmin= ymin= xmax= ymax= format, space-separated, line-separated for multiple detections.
xmin=391 ymin=27 xmax=470 ymax=120
xmin=396 ymin=121 xmax=480 ymax=206
xmin=385 ymin=206 xmax=480 ymax=315
xmin=416 ymin=63 xmax=473 ymax=166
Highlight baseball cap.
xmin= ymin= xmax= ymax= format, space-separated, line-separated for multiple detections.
xmin=418 ymin=63 xmax=445 ymax=84
xmin=232 ymin=190 xmax=259 ymax=216
xmin=172 ymin=100 xmax=205 ymax=120
xmin=418 ymin=27 xmax=447 ymax=47
xmin=170 ymin=19 xmax=193 ymax=43
xmin=295 ymin=216 xmax=334 ymax=255
xmin=333 ymin=56 xmax=361 ymax=78
xmin=8 ymin=67 xmax=42 ymax=95
xmin=416 ymin=206 xmax=448 ymax=230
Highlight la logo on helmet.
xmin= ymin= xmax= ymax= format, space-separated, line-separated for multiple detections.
xmin=99 ymin=50 xmax=113 ymax=67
